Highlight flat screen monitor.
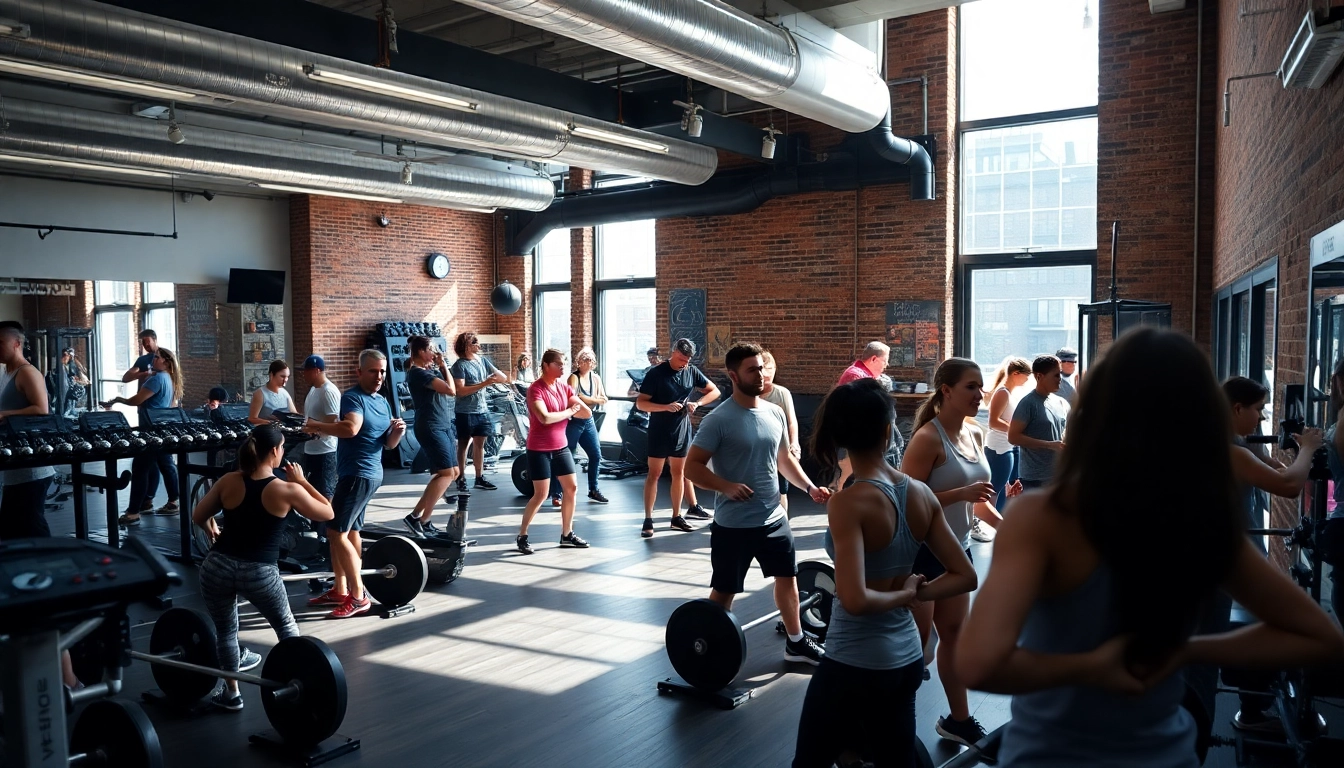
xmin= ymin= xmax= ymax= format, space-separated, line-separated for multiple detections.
xmin=227 ymin=269 xmax=285 ymax=305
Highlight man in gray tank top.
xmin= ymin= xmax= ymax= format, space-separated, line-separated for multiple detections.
xmin=685 ymin=343 xmax=831 ymax=666
xmin=0 ymin=325 xmax=57 ymax=538
xmin=1009 ymin=355 xmax=1070 ymax=488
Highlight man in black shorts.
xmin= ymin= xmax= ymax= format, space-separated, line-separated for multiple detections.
xmin=685 ymin=343 xmax=829 ymax=664
xmin=637 ymin=338 xmax=720 ymax=537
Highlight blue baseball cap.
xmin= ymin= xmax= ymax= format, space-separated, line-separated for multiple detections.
xmin=302 ymin=354 xmax=325 ymax=371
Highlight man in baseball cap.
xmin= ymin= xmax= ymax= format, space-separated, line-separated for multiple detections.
xmin=300 ymin=353 xmax=340 ymax=500
xmin=1055 ymin=347 xmax=1079 ymax=404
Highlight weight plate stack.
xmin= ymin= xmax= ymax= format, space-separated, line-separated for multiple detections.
xmin=70 ymin=699 xmax=165 ymax=768
xmin=149 ymin=608 xmax=220 ymax=705
xmin=261 ymin=636 xmax=348 ymax=746
xmin=363 ymin=535 xmax=428 ymax=608
xmin=666 ymin=599 xmax=747 ymax=692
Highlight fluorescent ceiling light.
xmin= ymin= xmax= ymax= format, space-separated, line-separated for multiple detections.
xmin=453 ymin=205 xmax=498 ymax=214
xmin=0 ymin=57 xmax=199 ymax=101
xmin=0 ymin=153 xmax=174 ymax=179
xmin=304 ymin=65 xmax=478 ymax=113
xmin=253 ymin=183 xmax=403 ymax=204
xmin=568 ymin=124 xmax=669 ymax=154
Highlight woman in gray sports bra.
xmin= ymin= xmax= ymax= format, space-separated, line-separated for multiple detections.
xmin=793 ymin=379 xmax=977 ymax=768
xmin=248 ymin=359 xmax=298 ymax=426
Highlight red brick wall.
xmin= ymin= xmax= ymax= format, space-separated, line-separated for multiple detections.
xmin=289 ymin=196 xmax=505 ymax=396
xmin=654 ymin=9 xmax=958 ymax=395
xmin=174 ymin=284 xmax=230 ymax=406
xmin=569 ymin=169 xmax=596 ymax=357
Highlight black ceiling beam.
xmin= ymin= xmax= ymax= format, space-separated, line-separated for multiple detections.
xmin=99 ymin=0 xmax=766 ymax=159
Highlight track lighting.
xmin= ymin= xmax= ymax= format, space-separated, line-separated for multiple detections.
xmin=304 ymin=65 xmax=478 ymax=113
xmin=400 ymin=162 xmax=413 ymax=185
xmin=761 ymin=126 xmax=782 ymax=160
xmin=166 ymin=102 xmax=185 ymax=145
xmin=673 ymin=99 xmax=704 ymax=138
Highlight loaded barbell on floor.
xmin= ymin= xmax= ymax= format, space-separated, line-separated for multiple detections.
xmin=278 ymin=534 xmax=427 ymax=611
xmin=129 ymin=608 xmax=349 ymax=747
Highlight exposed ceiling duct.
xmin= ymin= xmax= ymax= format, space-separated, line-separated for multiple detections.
xmin=0 ymin=97 xmax=557 ymax=210
xmin=0 ymin=0 xmax=717 ymax=185
xmin=446 ymin=0 xmax=891 ymax=133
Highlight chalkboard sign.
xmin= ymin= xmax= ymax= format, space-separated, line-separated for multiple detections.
xmin=668 ymin=288 xmax=707 ymax=367
xmin=885 ymin=301 xmax=942 ymax=367
xmin=185 ymin=295 xmax=217 ymax=358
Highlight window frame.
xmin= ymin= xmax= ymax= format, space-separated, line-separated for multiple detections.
xmin=955 ymin=249 xmax=1098 ymax=358
xmin=532 ymin=232 xmax=573 ymax=357
xmin=1212 ymin=258 xmax=1278 ymax=383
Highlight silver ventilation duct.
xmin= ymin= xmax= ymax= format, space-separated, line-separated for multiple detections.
xmin=0 ymin=98 xmax=558 ymax=210
xmin=446 ymin=0 xmax=890 ymax=133
xmin=0 ymin=0 xmax=716 ymax=185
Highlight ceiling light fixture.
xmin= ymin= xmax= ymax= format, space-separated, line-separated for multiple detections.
xmin=0 ymin=19 xmax=30 ymax=38
xmin=673 ymin=99 xmax=704 ymax=138
xmin=0 ymin=153 xmax=174 ymax=179
xmin=567 ymin=124 xmax=669 ymax=154
xmin=166 ymin=102 xmax=186 ymax=145
xmin=252 ymin=183 xmax=404 ymax=204
xmin=0 ymin=57 xmax=199 ymax=101
xmin=400 ymin=162 xmax=413 ymax=185
xmin=761 ymin=126 xmax=782 ymax=160
xmin=303 ymin=65 xmax=479 ymax=113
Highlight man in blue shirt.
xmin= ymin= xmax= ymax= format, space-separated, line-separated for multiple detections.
xmin=304 ymin=350 xmax=406 ymax=618
xmin=119 ymin=329 xmax=168 ymax=512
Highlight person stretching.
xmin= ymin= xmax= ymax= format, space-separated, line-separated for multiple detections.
xmin=403 ymin=336 xmax=461 ymax=535
xmin=517 ymin=349 xmax=592 ymax=554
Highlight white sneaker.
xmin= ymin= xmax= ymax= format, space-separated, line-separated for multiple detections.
xmin=970 ymin=518 xmax=996 ymax=543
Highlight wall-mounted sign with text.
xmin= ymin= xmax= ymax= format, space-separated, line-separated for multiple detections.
xmin=0 ymin=279 xmax=77 ymax=297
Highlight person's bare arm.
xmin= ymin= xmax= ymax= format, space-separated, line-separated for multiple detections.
xmin=988 ymin=388 xmax=1012 ymax=433
xmin=1231 ymin=442 xmax=1313 ymax=498
xmin=1008 ymin=418 xmax=1062 ymax=452
xmin=637 ymin=392 xmax=681 ymax=413
xmin=569 ymin=374 xmax=604 ymax=408
xmin=830 ymin=484 xmax=922 ymax=615
xmin=0 ymin=366 xmax=49 ymax=419
xmin=777 ymin=439 xmax=827 ymax=503
xmin=247 ymin=389 xmax=269 ymax=426
xmin=121 ymin=364 xmax=149 ymax=384
xmin=691 ymin=379 xmax=721 ymax=410
xmin=383 ymin=418 xmax=406 ymax=449
xmin=684 ymin=444 xmax=751 ymax=498
xmin=101 ymin=386 xmax=153 ymax=409
xmin=529 ymin=393 xmax=581 ymax=425
xmin=909 ymin=481 xmax=978 ymax=602
xmin=307 ymin=410 xmax=362 ymax=439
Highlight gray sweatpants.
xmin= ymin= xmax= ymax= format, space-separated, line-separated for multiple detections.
xmin=199 ymin=551 xmax=299 ymax=672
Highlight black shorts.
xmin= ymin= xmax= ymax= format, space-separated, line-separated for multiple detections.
xmin=778 ymin=474 xmax=790 ymax=496
xmin=527 ymin=447 xmax=575 ymax=481
xmin=455 ymin=412 xmax=495 ymax=439
xmin=330 ymin=476 xmax=380 ymax=533
xmin=710 ymin=518 xmax=797 ymax=594
xmin=648 ymin=421 xmax=692 ymax=459
xmin=415 ymin=422 xmax=459 ymax=472
xmin=300 ymin=452 xmax=338 ymax=499
xmin=911 ymin=544 xmax=973 ymax=581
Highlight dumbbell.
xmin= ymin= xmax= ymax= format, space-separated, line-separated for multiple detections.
xmin=277 ymin=535 xmax=427 ymax=609
xmin=130 ymin=608 xmax=347 ymax=746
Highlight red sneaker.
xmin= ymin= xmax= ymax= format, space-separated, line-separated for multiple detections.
xmin=307 ymin=588 xmax=345 ymax=607
xmin=330 ymin=594 xmax=371 ymax=619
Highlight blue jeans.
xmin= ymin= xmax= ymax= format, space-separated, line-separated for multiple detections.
xmin=551 ymin=417 xmax=602 ymax=497
xmin=985 ymin=446 xmax=1018 ymax=511
xmin=129 ymin=452 xmax=179 ymax=512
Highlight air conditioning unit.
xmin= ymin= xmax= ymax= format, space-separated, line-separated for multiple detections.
xmin=1279 ymin=11 xmax=1344 ymax=89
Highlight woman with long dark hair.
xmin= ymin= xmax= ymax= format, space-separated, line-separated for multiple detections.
xmin=103 ymin=346 xmax=185 ymax=524
xmin=402 ymin=336 xmax=460 ymax=535
xmin=792 ymin=378 xmax=977 ymax=768
xmin=957 ymin=328 xmax=1344 ymax=766
xmin=192 ymin=425 xmax=333 ymax=711
xmin=901 ymin=358 xmax=1004 ymax=748
xmin=515 ymin=349 xmax=592 ymax=555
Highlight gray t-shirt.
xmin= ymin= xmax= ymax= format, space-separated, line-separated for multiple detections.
xmin=303 ymin=380 xmax=341 ymax=455
xmin=691 ymin=398 xmax=787 ymax=528
xmin=1013 ymin=390 xmax=1070 ymax=482
xmin=451 ymin=357 xmax=500 ymax=414
xmin=1058 ymin=374 xmax=1077 ymax=404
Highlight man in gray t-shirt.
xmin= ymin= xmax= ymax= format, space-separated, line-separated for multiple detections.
xmin=685 ymin=343 xmax=830 ymax=666
xmin=1009 ymin=354 xmax=1071 ymax=487
xmin=450 ymin=333 xmax=507 ymax=491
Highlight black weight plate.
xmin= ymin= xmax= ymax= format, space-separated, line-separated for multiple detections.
xmin=70 ymin=699 xmax=165 ymax=768
xmin=148 ymin=608 xmax=219 ymax=705
xmin=666 ymin=598 xmax=746 ymax=692
xmin=426 ymin=542 xmax=465 ymax=585
xmin=796 ymin=561 xmax=836 ymax=642
xmin=363 ymin=535 xmax=427 ymax=607
xmin=261 ymin=636 xmax=348 ymax=746
xmin=511 ymin=453 xmax=531 ymax=495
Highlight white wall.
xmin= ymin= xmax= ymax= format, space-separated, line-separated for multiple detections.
xmin=0 ymin=293 xmax=22 ymax=324
xmin=0 ymin=176 xmax=289 ymax=283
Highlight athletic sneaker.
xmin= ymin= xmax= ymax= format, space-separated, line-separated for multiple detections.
xmin=454 ymin=477 xmax=471 ymax=496
xmin=421 ymin=519 xmax=443 ymax=536
xmin=970 ymin=518 xmax=996 ymax=543
xmin=588 ymin=490 xmax=609 ymax=504
xmin=330 ymin=593 xmax=371 ymax=619
xmin=307 ymin=588 xmax=345 ymax=607
xmin=153 ymin=501 xmax=180 ymax=515
xmin=402 ymin=514 xmax=425 ymax=536
xmin=670 ymin=515 xmax=695 ymax=532
xmin=474 ymin=477 xmax=498 ymax=491
xmin=516 ymin=535 xmax=533 ymax=555
xmin=936 ymin=715 xmax=988 ymax=747
xmin=784 ymin=636 xmax=825 ymax=666
xmin=117 ymin=514 xmax=141 ymax=528
xmin=559 ymin=531 xmax=589 ymax=548
xmin=1234 ymin=708 xmax=1284 ymax=733
xmin=140 ymin=499 xmax=154 ymax=512
xmin=551 ymin=496 xmax=562 ymax=507
xmin=211 ymin=689 xmax=244 ymax=711
xmin=684 ymin=504 xmax=711 ymax=520
xmin=238 ymin=648 xmax=262 ymax=672
xmin=641 ymin=518 xmax=655 ymax=539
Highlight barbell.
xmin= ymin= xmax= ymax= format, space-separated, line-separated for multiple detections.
xmin=665 ymin=561 xmax=837 ymax=693
xmin=277 ymin=534 xmax=427 ymax=609
xmin=129 ymin=608 xmax=348 ymax=746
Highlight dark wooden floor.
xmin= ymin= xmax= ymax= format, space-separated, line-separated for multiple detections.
xmin=43 ymin=457 xmax=1335 ymax=767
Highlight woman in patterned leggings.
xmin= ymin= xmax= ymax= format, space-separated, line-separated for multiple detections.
xmin=192 ymin=424 xmax=333 ymax=710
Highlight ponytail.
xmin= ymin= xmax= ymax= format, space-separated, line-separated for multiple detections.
xmin=239 ymin=424 xmax=284 ymax=474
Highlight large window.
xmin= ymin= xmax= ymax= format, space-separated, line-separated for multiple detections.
xmin=533 ymin=228 xmax=571 ymax=359
xmin=1213 ymin=260 xmax=1278 ymax=396
xmin=963 ymin=261 xmax=1092 ymax=371
xmin=93 ymin=281 xmax=175 ymax=412
xmin=141 ymin=281 xmax=177 ymax=356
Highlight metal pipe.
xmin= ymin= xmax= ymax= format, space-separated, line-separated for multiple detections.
xmin=67 ymin=678 xmax=122 ymax=706
xmin=58 ymin=617 xmax=103 ymax=652
xmin=128 ymin=649 xmax=278 ymax=688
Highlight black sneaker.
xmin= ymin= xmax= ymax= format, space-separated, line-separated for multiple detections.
xmin=421 ymin=519 xmax=443 ymax=536
xmin=402 ymin=514 xmax=425 ymax=537
xmin=474 ymin=477 xmax=498 ymax=491
xmin=641 ymin=518 xmax=654 ymax=538
xmin=684 ymin=504 xmax=711 ymax=520
xmin=670 ymin=515 xmax=695 ymax=532
xmin=516 ymin=535 xmax=533 ymax=555
xmin=588 ymin=490 xmax=609 ymax=504
xmin=238 ymin=647 xmax=262 ymax=672
xmin=559 ymin=531 xmax=589 ymax=548
xmin=1233 ymin=708 xmax=1284 ymax=734
xmin=454 ymin=478 xmax=471 ymax=496
xmin=784 ymin=636 xmax=825 ymax=666
xmin=211 ymin=689 xmax=244 ymax=711
xmin=935 ymin=715 xmax=988 ymax=747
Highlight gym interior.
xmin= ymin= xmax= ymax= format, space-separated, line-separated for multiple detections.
xmin=2 ymin=0 xmax=1343 ymax=766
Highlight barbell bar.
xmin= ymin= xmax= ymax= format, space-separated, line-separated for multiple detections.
xmin=278 ymin=534 xmax=427 ymax=608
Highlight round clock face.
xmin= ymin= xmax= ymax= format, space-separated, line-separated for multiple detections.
xmin=427 ymin=253 xmax=450 ymax=279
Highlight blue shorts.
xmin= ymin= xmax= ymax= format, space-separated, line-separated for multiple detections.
xmin=301 ymin=451 xmax=338 ymax=499
xmin=455 ymin=412 xmax=495 ymax=439
xmin=330 ymin=476 xmax=379 ymax=533
xmin=415 ymin=421 xmax=458 ymax=472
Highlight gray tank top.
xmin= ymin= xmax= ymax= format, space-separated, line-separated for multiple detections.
xmin=925 ymin=420 xmax=992 ymax=548
xmin=998 ymin=565 xmax=1197 ymax=767
xmin=257 ymin=387 xmax=290 ymax=419
xmin=821 ymin=477 xmax=924 ymax=670
xmin=1 ymin=367 xmax=56 ymax=486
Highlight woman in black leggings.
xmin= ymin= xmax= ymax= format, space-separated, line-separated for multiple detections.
xmin=192 ymin=425 xmax=333 ymax=710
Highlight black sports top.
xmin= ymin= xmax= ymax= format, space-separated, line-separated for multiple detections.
xmin=211 ymin=475 xmax=287 ymax=564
